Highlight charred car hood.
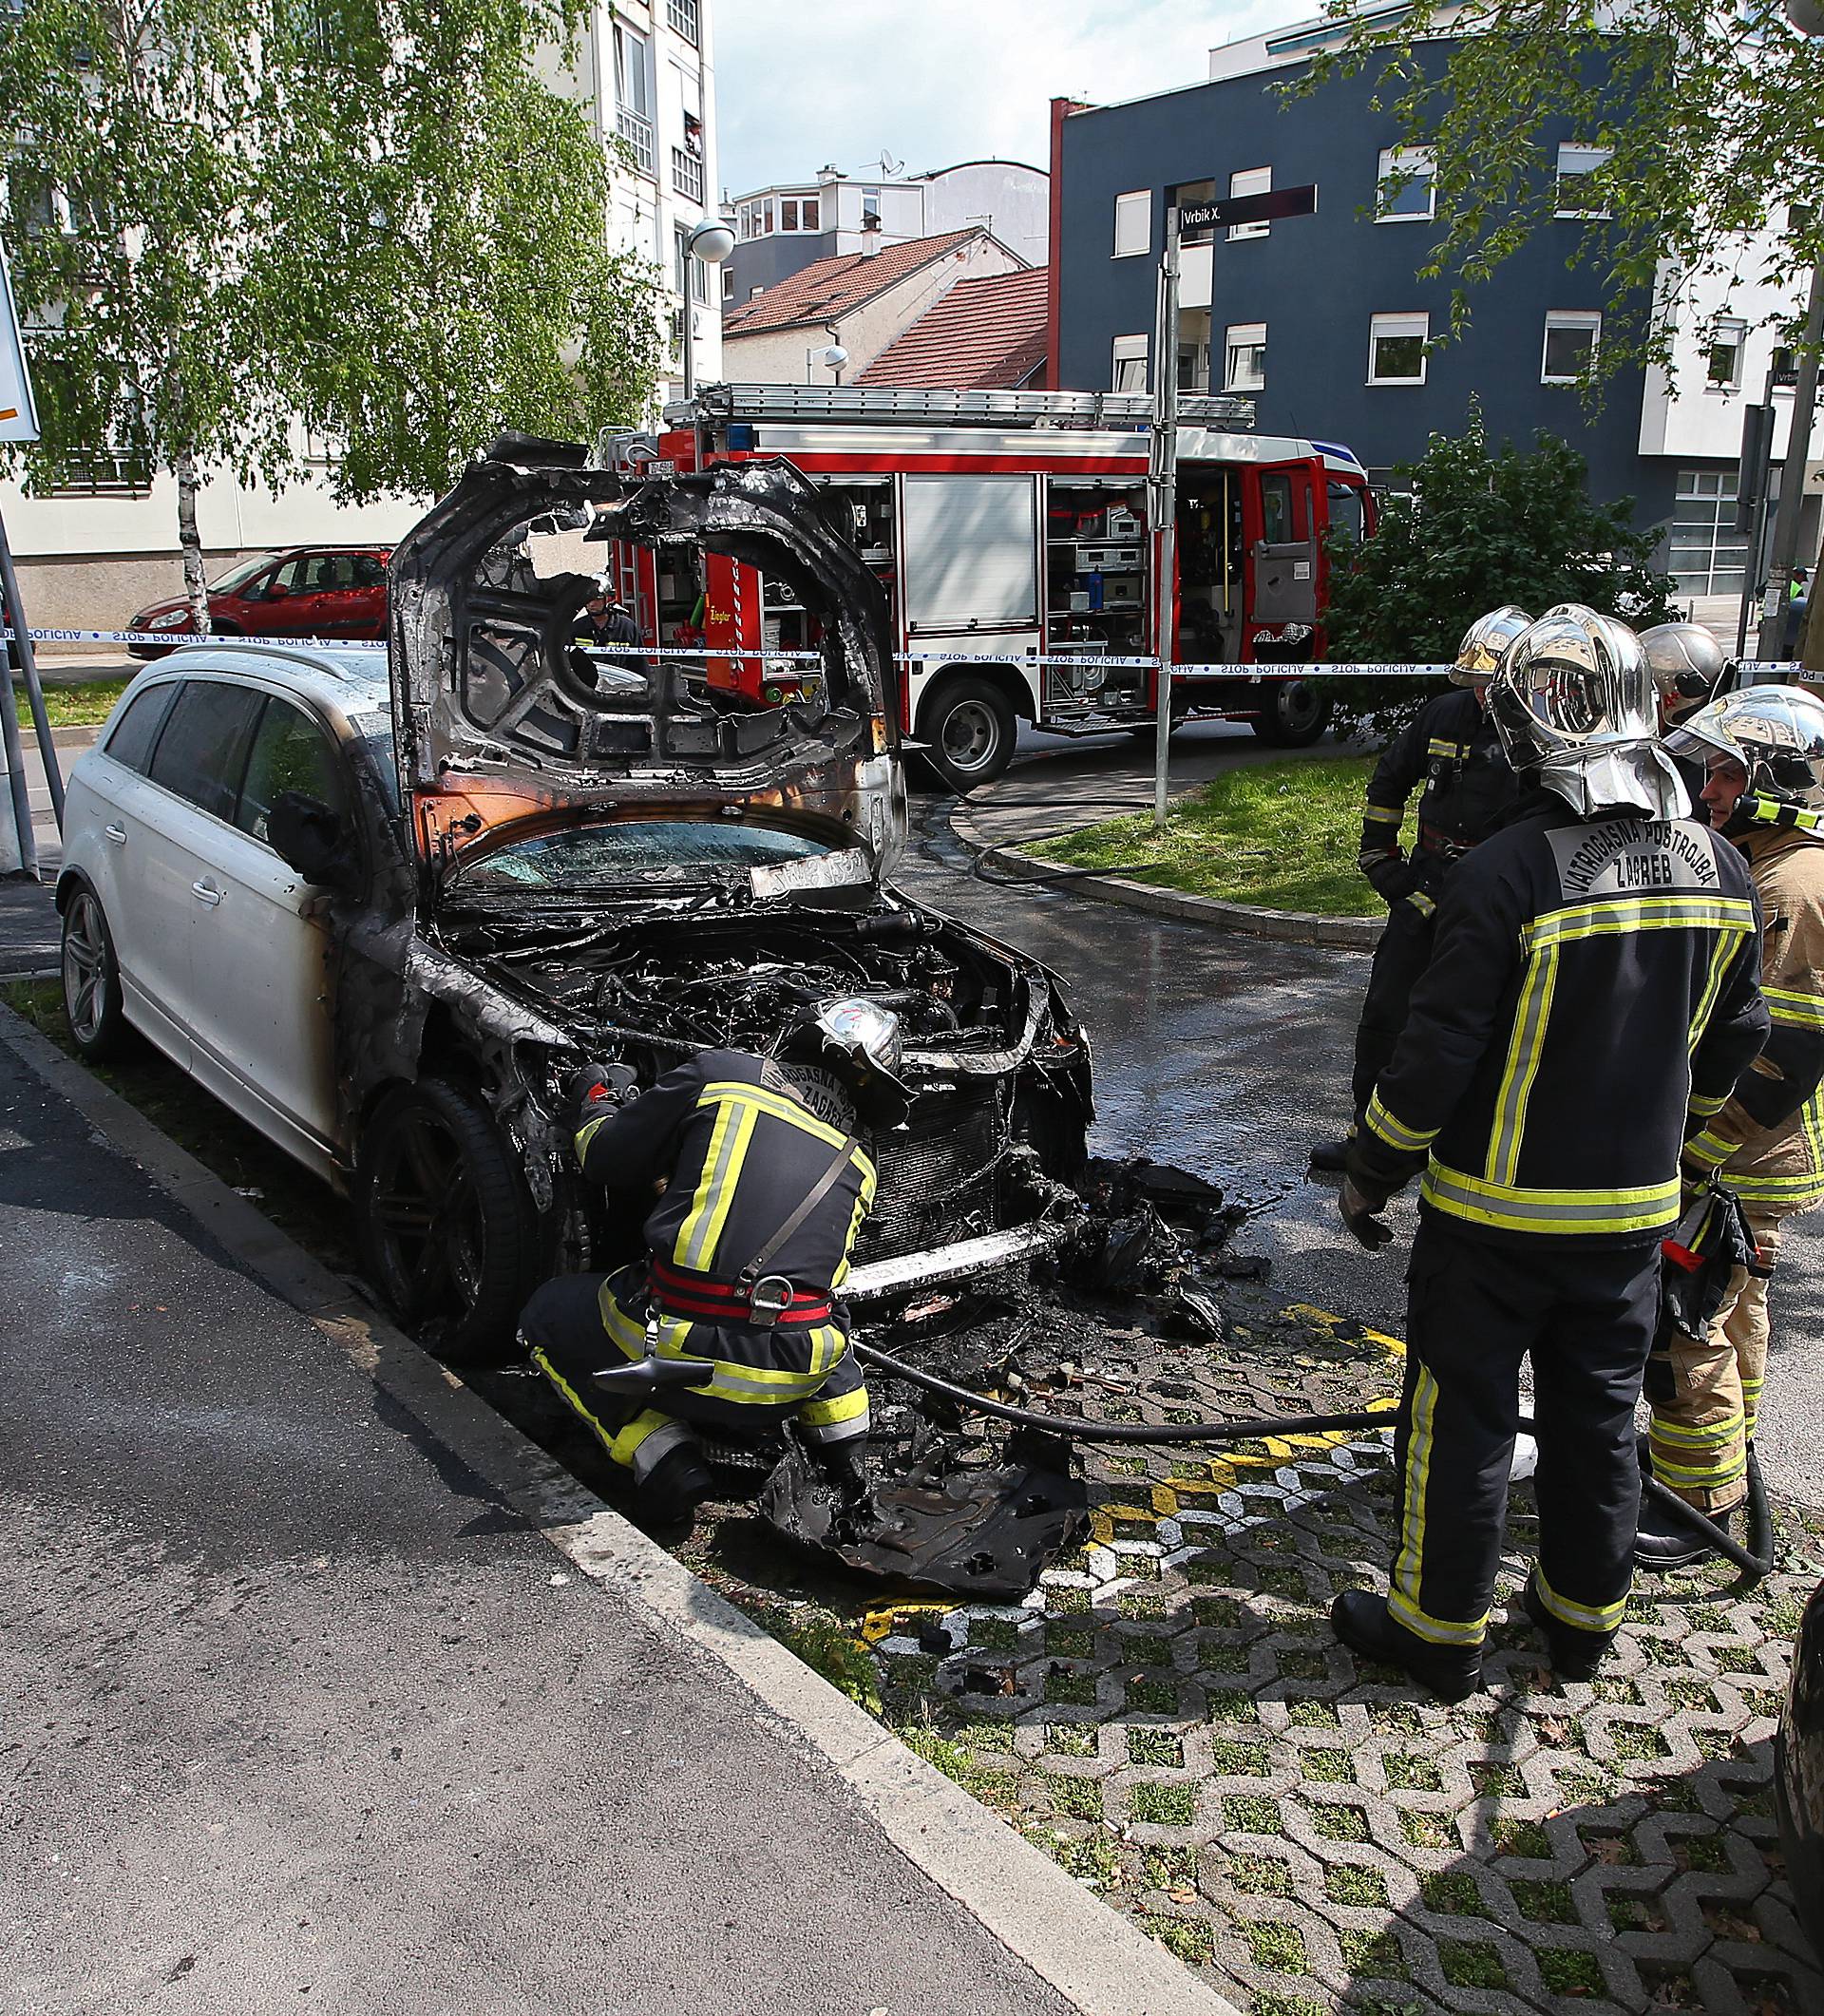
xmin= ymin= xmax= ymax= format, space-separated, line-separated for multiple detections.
xmin=388 ymin=439 xmax=899 ymax=891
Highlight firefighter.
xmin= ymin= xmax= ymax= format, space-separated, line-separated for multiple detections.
xmin=1635 ymin=688 xmax=1824 ymax=1566
xmin=519 ymin=998 xmax=906 ymax=1525
xmin=1310 ymin=607 xmax=1529 ymax=1172
xmin=1332 ymin=606 xmax=1768 ymax=1699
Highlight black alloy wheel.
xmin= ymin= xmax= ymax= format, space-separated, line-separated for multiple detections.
xmin=1252 ymin=678 xmax=1332 ymax=747
xmin=354 ymin=1076 xmax=539 ymax=1362
xmin=922 ymin=675 xmax=1017 ymax=790
xmin=61 ymin=885 xmax=131 ymax=1060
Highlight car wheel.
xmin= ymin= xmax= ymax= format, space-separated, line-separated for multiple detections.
xmin=922 ymin=675 xmax=1017 ymax=791
xmin=354 ymin=1076 xmax=540 ymax=1363
xmin=1251 ymin=678 xmax=1332 ymax=747
xmin=61 ymin=886 xmax=131 ymax=1061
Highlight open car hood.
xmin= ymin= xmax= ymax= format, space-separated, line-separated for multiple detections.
xmin=387 ymin=439 xmax=899 ymax=889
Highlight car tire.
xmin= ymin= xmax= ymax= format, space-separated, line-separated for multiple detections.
xmin=354 ymin=1076 xmax=541 ymax=1364
xmin=921 ymin=675 xmax=1017 ymax=791
xmin=1251 ymin=678 xmax=1332 ymax=747
xmin=61 ymin=885 xmax=131 ymax=1061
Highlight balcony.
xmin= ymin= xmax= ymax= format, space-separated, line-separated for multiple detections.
xmin=672 ymin=146 xmax=704 ymax=206
xmin=667 ymin=0 xmax=699 ymax=44
xmin=617 ymin=105 xmax=656 ymax=177
xmin=46 ymin=447 xmax=153 ymax=498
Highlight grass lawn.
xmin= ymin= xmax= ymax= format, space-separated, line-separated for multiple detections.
xmin=1029 ymin=753 xmax=1409 ymax=917
xmin=14 ymin=676 xmax=132 ymax=730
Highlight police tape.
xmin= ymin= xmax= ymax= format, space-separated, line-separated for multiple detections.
xmin=3 ymin=628 xmax=1806 ymax=684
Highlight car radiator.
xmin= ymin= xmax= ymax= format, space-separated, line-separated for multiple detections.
xmin=861 ymin=1085 xmax=1007 ymax=1262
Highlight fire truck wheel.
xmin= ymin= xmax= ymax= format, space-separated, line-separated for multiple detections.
xmin=1252 ymin=679 xmax=1332 ymax=747
xmin=922 ymin=676 xmax=1017 ymax=790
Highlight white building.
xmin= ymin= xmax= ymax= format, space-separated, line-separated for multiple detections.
xmin=6 ymin=0 xmax=719 ymax=635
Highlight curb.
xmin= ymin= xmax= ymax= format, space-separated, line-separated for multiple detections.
xmin=0 ymin=1001 xmax=1240 ymax=2016
xmin=951 ymin=800 xmax=1382 ymax=950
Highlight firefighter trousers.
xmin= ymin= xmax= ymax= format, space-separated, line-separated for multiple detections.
xmin=1646 ymin=1208 xmax=1783 ymax=1513
xmin=1350 ymin=895 xmax=1439 ymax=1126
xmin=1388 ymin=1213 xmax=1659 ymax=1651
xmin=518 ymin=1272 xmax=869 ymax=1485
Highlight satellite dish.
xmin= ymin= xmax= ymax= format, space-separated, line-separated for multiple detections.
xmin=879 ymin=150 xmax=904 ymax=178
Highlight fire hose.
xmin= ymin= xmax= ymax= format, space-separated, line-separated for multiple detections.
xmin=851 ymin=1340 xmax=1776 ymax=1584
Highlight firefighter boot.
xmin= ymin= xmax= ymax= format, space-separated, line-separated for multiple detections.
xmin=1521 ymin=1577 xmax=1614 ymax=1681
xmin=1330 ymin=1591 xmax=1482 ymax=1702
xmin=1309 ymin=1138 xmax=1352 ymax=1173
xmin=639 ymin=1441 xmax=715 ymax=1527
xmin=1633 ymin=1491 xmax=1741 ymax=1570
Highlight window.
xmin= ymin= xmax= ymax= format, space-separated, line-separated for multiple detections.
xmin=1555 ymin=143 xmax=1612 ymax=219
xmin=1774 ymin=346 xmax=1798 ymax=390
xmin=721 ymin=266 xmax=734 ymax=300
xmin=801 ymin=197 xmax=819 ymax=232
xmin=102 ymin=681 xmax=181 ymax=775
xmin=1227 ymin=167 xmax=1270 ymax=241
xmin=237 ymin=698 xmax=349 ymax=846
xmin=674 ymin=225 xmax=709 ymax=303
xmin=1112 ymin=333 xmax=1149 ymax=392
xmin=613 ymin=24 xmax=655 ymax=174
xmin=1260 ymin=473 xmax=1302 ymax=544
xmin=1112 ymin=189 xmax=1150 ymax=257
xmin=781 ymin=198 xmax=799 ymax=231
xmin=1669 ymin=467 xmax=1748 ymax=596
xmin=350 ymin=554 xmax=388 ymax=589
xmin=147 ymin=682 xmax=266 ymax=824
xmin=1177 ymin=341 xmax=1208 ymax=390
xmin=1376 ymin=146 xmax=1434 ymax=221
xmin=1225 ymin=322 xmax=1267 ymax=391
xmin=666 ymin=0 xmax=699 ymax=44
xmin=861 ymin=186 xmax=882 ymax=228
xmin=1706 ymin=319 xmax=1747 ymax=390
xmin=671 ymin=147 xmax=704 ymax=205
xmin=1327 ymin=481 xmax=1367 ymax=547
xmin=1368 ymin=312 xmax=1429 ymax=384
xmin=1542 ymin=310 xmax=1601 ymax=383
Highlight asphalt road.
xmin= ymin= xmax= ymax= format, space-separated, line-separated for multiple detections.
xmin=902 ymin=727 xmax=1824 ymax=1512
xmin=0 ymin=1037 xmax=1074 ymax=2016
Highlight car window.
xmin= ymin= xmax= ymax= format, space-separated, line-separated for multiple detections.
xmin=237 ymin=697 xmax=350 ymax=844
xmin=102 ymin=681 xmax=181 ymax=774
xmin=146 ymin=681 xmax=266 ymax=822
xmin=350 ymin=554 xmax=389 ymax=590
xmin=306 ymin=554 xmax=357 ymax=592
xmin=207 ymin=554 xmax=276 ymax=596
xmin=466 ymin=820 xmax=829 ymax=889
xmin=269 ymin=556 xmax=311 ymax=595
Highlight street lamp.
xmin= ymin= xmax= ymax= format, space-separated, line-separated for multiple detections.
xmin=679 ymin=217 xmax=734 ymax=401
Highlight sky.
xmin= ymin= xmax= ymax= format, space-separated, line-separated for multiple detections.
xmin=711 ymin=0 xmax=1308 ymax=202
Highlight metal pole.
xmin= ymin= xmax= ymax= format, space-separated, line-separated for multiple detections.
xmin=1757 ymin=255 xmax=1824 ymax=662
xmin=1151 ymin=205 xmax=1182 ymax=833
xmin=0 ymin=644 xmax=37 ymax=884
xmin=0 ymin=503 xmax=61 ymax=828
xmin=681 ymin=289 xmax=694 ymax=402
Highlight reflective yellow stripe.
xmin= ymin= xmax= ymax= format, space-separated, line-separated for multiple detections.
xmin=1764 ymin=983 xmax=1824 ymax=1027
xmin=609 ymin=1409 xmax=677 ymax=1470
xmin=1534 ymin=1569 xmax=1626 ymax=1635
xmin=1525 ymin=895 xmax=1757 ymax=954
xmin=1407 ymin=890 xmax=1436 ymax=918
xmin=532 ymin=1344 xmax=622 ymax=1460
xmin=1688 ymin=926 xmax=1738 ymax=1058
xmin=1486 ymin=945 xmax=1558 ymax=1189
xmin=1421 ymin=1162 xmax=1681 ymax=1234
xmin=1363 ymin=803 xmax=1402 ymax=824
xmin=1651 ymin=1448 xmax=1748 ymax=1488
xmin=1386 ymin=1367 xmax=1491 ymax=1647
xmin=1649 ymin=1414 xmax=1743 ymax=1448
xmin=1725 ymin=1168 xmax=1824 ymax=1205
xmin=1365 ymin=1091 xmax=1436 ymax=1154
xmin=698 ymin=1079 xmax=872 ymax=1166
xmin=1426 ymin=738 xmax=1465 ymax=757
xmin=1687 ymin=1092 xmax=1729 ymax=1118
xmin=800 ymin=1381 xmax=869 ymax=1429
xmin=674 ymin=1095 xmax=752 ymax=1269
xmin=1683 ymin=1128 xmax=1741 ymax=1170
xmin=575 ymin=1111 xmax=614 ymax=1162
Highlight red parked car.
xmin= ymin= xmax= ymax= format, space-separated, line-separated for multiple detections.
xmin=127 ymin=545 xmax=391 ymax=657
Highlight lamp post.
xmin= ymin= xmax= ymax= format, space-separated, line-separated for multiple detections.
xmin=679 ymin=217 xmax=734 ymax=400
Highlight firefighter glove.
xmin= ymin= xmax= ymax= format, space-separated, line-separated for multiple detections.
xmin=565 ymin=1060 xmax=639 ymax=1113
xmin=1360 ymin=852 xmax=1421 ymax=904
xmin=818 ymin=1439 xmax=873 ymax=1511
xmin=1339 ymin=1174 xmax=1396 ymax=1252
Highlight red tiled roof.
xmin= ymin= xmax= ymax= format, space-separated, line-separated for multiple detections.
xmin=854 ymin=267 xmax=1051 ymax=390
xmin=721 ymin=229 xmax=987 ymax=335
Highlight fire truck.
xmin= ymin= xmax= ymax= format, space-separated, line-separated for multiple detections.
xmin=611 ymin=382 xmax=1374 ymax=789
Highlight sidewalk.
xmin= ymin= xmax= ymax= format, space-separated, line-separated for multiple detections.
xmin=0 ymin=1018 xmax=1215 ymax=2016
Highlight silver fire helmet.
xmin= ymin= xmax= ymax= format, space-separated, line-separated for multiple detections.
xmin=798 ymin=995 xmax=910 ymax=1126
xmin=1450 ymin=605 xmax=1531 ymax=688
xmin=1489 ymin=604 xmax=1690 ymax=819
xmin=1638 ymin=622 xmax=1728 ymax=709
xmin=1664 ymin=687 xmax=1824 ymax=825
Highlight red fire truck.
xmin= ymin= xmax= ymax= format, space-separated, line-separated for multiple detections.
xmin=611 ymin=382 xmax=1374 ymax=789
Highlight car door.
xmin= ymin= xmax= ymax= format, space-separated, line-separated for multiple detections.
xmin=179 ymin=692 xmax=349 ymax=1170
xmin=347 ymin=552 xmax=390 ymax=638
xmin=138 ymin=679 xmax=269 ymax=1059
xmin=1246 ymin=463 xmax=1320 ymax=627
xmin=249 ymin=553 xmax=321 ymax=640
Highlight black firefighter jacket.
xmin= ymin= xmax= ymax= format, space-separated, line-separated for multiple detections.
xmin=1352 ymin=794 xmax=1770 ymax=1247
xmin=573 ymin=1050 xmax=878 ymax=1420
xmin=1358 ymin=688 xmax=1518 ymax=915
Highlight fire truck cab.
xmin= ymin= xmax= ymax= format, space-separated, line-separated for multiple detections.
xmin=618 ymin=382 xmax=1373 ymax=789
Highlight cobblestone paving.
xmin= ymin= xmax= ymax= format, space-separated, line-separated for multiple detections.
xmin=842 ymin=1303 xmax=1824 ymax=2016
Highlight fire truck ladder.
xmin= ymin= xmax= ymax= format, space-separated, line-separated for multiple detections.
xmin=664 ymin=382 xmax=1259 ymax=433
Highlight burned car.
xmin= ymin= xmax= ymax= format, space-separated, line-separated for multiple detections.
xmin=57 ymin=441 xmax=1093 ymax=1360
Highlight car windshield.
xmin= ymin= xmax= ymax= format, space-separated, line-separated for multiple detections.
xmin=465 ymin=820 xmax=830 ymax=889
xmin=207 ymin=554 xmax=276 ymax=595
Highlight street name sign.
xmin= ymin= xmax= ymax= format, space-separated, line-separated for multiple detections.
xmin=1179 ymin=184 xmax=1320 ymax=241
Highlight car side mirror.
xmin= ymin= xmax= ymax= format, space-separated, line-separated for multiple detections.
xmin=268 ymin=789 xmax=357 ymax=890
xmin=262 ymin=579 xmax=291 ymax=599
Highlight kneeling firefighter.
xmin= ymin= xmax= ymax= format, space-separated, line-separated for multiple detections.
xmin=1333 ymin=606 xmax=1768 ymax=1699
xmin=520 ymin=998 xmax=906 ymax=1524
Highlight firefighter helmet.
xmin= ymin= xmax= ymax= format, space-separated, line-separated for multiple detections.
xmin=1665 ymin=687 xmax=1824 ymax=832
xmin=1639 ymin=622 xmax=1728 ymax=709
xmin=1449 ymin=605 xmax=1531 ymax=688
xmin=777 ymin=995 xmax=910 ymax=1128
xmin=1489 ymin=604 xmax=1689 ymax=818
